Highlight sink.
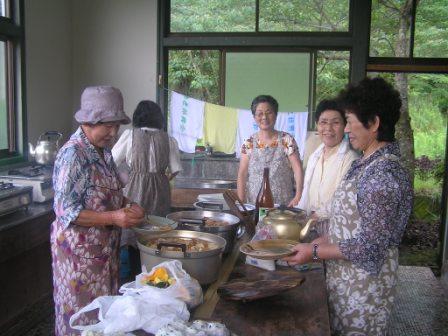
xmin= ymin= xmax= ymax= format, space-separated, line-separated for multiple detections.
xmin=174 ymin=178 xmax=237 ymax=189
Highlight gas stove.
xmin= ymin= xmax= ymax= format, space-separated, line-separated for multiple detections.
xmin=0 ymin=182 xmax=33 ymax=216
xmin=0 ymin=165 xmax=54 ymax=203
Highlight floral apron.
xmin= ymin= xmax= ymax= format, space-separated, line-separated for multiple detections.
xmin=246 ymin=132 xmax=294 ymax=205
xmin=51 ymin=160 xmax=123 ymax=336
xmin=326 ymin=155 xmax=400 ymax=336
xmin=121 ymin=128 xmax=170 ymax=246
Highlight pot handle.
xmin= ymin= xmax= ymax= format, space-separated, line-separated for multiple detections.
xmin=156 ymin=242 xmax=187 ymax=257
xmin=38 ymin=131 xmax=63 ymax=145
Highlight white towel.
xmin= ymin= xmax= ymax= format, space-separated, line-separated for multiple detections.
xmin=169 ymin=91 xmax=205 ymax=153
xmin=275 ymin=112 xmax=308 ymax=160
xmin=235 ymin=109 xmax=259 ymax=158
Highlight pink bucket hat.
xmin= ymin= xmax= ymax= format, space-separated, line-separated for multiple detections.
xmin=74 ymin=86 xmax=131 ymax=125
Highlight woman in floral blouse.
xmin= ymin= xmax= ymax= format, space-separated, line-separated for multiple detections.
xmin=237 ymin=95 xmax=304 ymax=207
xmin=51 ymin=86 xmax=145 ymax=336
xmin=284 ymin=77 xmax=413 ymax=335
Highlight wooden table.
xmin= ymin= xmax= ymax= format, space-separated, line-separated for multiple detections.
xmin=193 ymin=238 xmax=331 ymax=336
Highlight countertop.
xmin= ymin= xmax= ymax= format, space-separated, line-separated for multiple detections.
xmin=0 ymin=201 xmax=53 ymax=232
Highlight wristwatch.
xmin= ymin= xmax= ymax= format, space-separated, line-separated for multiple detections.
xmin=312 ymin=244 xmax=319 ymax=261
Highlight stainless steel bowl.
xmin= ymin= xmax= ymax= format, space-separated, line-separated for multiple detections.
xmin=167 ymin=210 xmax=240 ymax=254
xmin=174 ymin=178 xmax=237 ymax=189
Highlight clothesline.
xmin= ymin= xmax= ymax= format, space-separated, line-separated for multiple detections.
xmin=166 ymin=90 xmax=308 ymax=158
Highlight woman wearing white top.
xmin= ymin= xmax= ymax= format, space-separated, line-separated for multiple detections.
xmin=297 ymin=99 xmax=358 ymax=218
xmin=112 ymin=100 xmax=182 ymax=276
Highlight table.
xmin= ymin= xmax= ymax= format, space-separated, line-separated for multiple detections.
xmin=193 ymin=238 xmax=332 ymax=336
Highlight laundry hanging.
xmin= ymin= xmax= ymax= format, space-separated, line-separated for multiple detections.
xmin=203 ymin=103 xmax=237 ymax=154
xmin=168 ymin=91 xmax=205 ymax=153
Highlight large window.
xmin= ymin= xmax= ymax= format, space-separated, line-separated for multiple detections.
xmin=0 ymin=0 xmax=25 ymax=164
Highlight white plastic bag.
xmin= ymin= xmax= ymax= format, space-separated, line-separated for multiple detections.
xmin=69 ymin=290 xmax=189 ymax=335
xmin=120 ymin=260 xmax=203 ymax=309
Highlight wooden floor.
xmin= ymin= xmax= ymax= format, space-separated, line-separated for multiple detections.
xmin=3 ymin=266 xmax=448 ymax=336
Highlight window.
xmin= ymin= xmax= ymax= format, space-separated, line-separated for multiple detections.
xmin=369 ymin=0 xmax=448 ymax=59
xmin=0 ymin=0 xmax=25 ymax=163
xmin=259 ymin=0 xmax=349 ymax=32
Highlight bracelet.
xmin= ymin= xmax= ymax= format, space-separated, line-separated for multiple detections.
xmin=312 ymin=243 xmax=319 ymax=261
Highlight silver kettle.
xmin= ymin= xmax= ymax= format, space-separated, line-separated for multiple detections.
xmin=29 ymin=131 xmax=62 ymax=165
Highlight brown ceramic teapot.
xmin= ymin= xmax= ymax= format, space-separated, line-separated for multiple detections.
xmin=263 ymin=207 xmax=315 ymax=241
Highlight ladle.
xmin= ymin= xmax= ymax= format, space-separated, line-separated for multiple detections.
xmin=299 ymin=218 xmax=315 ymax=241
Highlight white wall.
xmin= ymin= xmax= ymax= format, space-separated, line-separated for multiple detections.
xmin=24 ymin=0 xmax=158 ymax=146
xmin=25 ymin=0 xmax=73 ymax=144
xmin=72 ymin=0 xmax=158 ymax=132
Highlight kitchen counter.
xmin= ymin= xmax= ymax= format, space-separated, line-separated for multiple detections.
xmin=0 ymin=201 xmax=55 ymax=333
xmin=192 ymin=236 xmax=331 ymax=335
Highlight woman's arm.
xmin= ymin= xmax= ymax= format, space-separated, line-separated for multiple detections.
xmin=282 ymin=241 xmax=345 ymax=265
xmin=237 ymin=153 xmax=250 ymax=202
xmin=73 ymin=202 xmax=144 ymax=229
xmin=287 ymin=152 xmax=304 ymax=207
xmin=111 ymin=129 xmax=131 ymax=166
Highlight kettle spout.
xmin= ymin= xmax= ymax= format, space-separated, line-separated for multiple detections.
xmin=29 ymin=143 xmax=36 ymax=157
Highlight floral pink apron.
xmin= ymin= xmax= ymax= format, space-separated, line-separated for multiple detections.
xmin=51 ymin=164 xmax=123 ymax=335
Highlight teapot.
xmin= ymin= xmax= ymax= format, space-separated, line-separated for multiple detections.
xmin=29 ymin=131 xmax=62 ymax=165
xmin=263 ymin=207 xmax=315 ymax=241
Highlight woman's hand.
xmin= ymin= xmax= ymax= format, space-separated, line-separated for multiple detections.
xmin=112 ymin=203 xmax=145 ymax=228
xmin=282 ymin=243 xmax=313 ymax=266
xmin=287 ymin=191 xmax=302 ymax=207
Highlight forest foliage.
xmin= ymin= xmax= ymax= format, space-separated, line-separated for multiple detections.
xmin=168 ymin=0 xmax=447 ymax=166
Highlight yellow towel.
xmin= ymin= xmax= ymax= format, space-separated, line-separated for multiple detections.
xmin=203 ymin=103 xmax=237 ymax=154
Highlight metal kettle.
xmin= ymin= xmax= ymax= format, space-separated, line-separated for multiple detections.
xmin=29 ymin=131 xmax=62 ymax=165
xmin=263 ymin=208 xmax=315 ymax=241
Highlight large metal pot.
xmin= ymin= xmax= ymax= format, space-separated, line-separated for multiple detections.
xmin=167 ymin=210 xmax=240 ymax=254
xmin=137 ymin=230 xmax=226 ymax=285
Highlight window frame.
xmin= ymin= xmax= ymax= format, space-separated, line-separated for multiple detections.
xmin=158 ymin=0 xmax=370 ymax=126
xmin=0 ymin=0 xmax=26 ymax=166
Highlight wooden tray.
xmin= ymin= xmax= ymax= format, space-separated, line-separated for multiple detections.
xmin=217 ymin=277 xmax=304 ymax=302
xmin=240 ymin=239 xmax=297 ymax=260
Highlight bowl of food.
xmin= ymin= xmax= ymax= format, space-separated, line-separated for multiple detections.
xmin=167 ymin=210 xmax=240 ymax=253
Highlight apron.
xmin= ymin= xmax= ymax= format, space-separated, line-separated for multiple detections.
xmin=246 ymin=132 xmax=294 ymax=205
xmin=326 ymin=154 xmax=400 ymax=336
xmin=122 ymin=128 xmax=171 ymax=246
xmin=51 ymin=158 xmax=123 ymax=336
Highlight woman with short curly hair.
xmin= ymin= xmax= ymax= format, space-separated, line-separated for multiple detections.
xmin=284 ymin=77 xmax=413 ymax=335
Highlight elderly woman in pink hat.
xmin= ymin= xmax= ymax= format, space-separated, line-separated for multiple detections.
xmin=50 ymin=86 xmax=145 ymax=336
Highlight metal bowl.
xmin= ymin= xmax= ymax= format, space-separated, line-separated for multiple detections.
xmin=167 ymin=210 xmax=241 ymax=254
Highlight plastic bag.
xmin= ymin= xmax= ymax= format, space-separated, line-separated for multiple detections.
xmin=69 ymin=290 xmax=189 ymax=335
xmin=120 ymin=260 xmax=203 ymax=309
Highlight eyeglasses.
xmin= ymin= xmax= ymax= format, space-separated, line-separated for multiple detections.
xmin=317 ymin=120 xmax=343 ymax=128
xmin=254 ymin=111 xmax=275 ymax=119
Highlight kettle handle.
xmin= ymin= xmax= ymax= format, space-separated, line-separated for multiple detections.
xmin=38 ymin=131 xmax=63 ymax=145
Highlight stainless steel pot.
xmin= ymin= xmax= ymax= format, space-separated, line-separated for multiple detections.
xmin=137 ymin=230 xmax=226 ymax=285
xmin=167 ymin=210 xmax=240 ymax=254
